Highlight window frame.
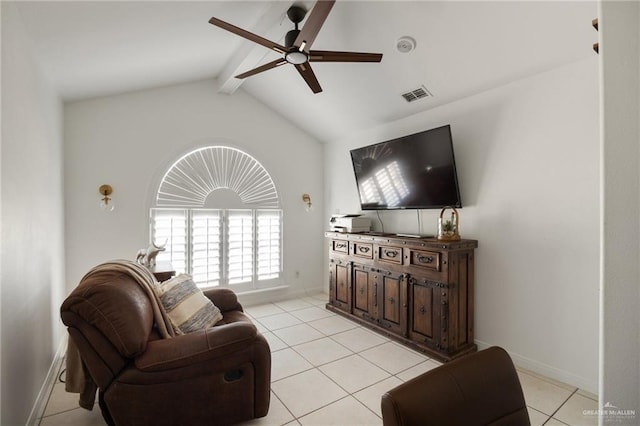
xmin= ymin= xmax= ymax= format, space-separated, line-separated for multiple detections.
xmin=151 ymin=207 xmax=283 ymax=291
xmin=149 ymin=145 xmax=283 ymax=292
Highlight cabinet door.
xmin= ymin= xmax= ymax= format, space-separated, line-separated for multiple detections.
xmin=352 ymin=264 xmax=376 ymax=323
xmin=408 ymin=276 xmax=443 ymax=349
xmin=329 ymin=259 xmax=351 ymax=313
xmin=376 ymin=272 xmax=407 ymax=336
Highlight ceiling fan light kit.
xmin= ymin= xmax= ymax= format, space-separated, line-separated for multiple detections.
xmin=286 ymin=51 xmax=308 ymax=65
xmin=208 ymin=0 xmax=383 ymax=94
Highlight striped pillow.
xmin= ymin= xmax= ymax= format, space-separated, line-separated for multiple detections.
xmin=155 ymin=274 xmax=222 ymax=334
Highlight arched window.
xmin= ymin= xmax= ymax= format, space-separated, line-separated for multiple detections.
xmin=151 ymin=146 xmax=282 ymax=291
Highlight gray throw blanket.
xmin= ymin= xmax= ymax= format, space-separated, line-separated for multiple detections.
xmin=65 ymin=260 xmax=176 ymax=408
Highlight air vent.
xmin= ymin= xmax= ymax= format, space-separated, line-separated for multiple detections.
xmin=401 ymin=86 xmax=432 ymax=102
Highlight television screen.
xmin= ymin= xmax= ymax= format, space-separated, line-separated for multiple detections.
xmin=350 ymin=125 xmax=462 ymax=210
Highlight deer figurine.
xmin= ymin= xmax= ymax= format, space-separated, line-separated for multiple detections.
xmin=136 ymin=240 xmax=167 ymax=267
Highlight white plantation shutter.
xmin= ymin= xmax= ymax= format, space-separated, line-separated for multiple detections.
xmin=257 ymin=210 xmax=282 ymax=280
xmin=227 ymin=210 xmax=254 ymax=285
xmin=151 ymin=146 xmax=282 ymax=290
xmin=151 ymin=209 xmax=187 ymax=274
xmin=191 ymin=210 xmax=222 ymax=287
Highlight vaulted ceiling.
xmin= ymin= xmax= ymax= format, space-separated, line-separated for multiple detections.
xmin=15 ymin=1 xmax=598 ymax=142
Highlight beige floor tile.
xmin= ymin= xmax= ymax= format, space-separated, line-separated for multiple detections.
xmin=359 ymin=342 xmax=427 ymax=375
xmin=527 ymin=407 xmax=551 ymax=426
xmin=299 ymin=294 xmax=328 ymax=306
xmin=262 ymin=331 xmax=288 ymax=352
xmin=320 ymin=354 xmax=391 ymax=394
xmin=518 ymin=370 xmax=574 ymax=416
xmin=395 ymin=359 xmax=442 ymax=382
xmin=293 ymin=337 xmax=353 ymax=366
xmin=298 ymin=396 xmax=381 ymax=425
xmin=273 ymin=323 xmax=324 ymax=346
xmin=272 ymin=369 xmax=348 ymax=418
xmin=40 ymin=407 xmax=106 ymax=426
xmin=544 ymin=418 xmax=570 ymax=425
xmin=274 ymin=299 xmax=313 ymax=312
xmin=258 ymin=312 xmax=303 ymax=330
xmin=554 ymin=392 xmax=598 ymax=426
xmin=271 ymin=348 xmax=314 ymax=381
xmin=330 ymin=327 xmax=389 ymax=352
xmin=516 ymin=367 xmax=577 ymax=392
xmin=290 ymin=306 xmax=334 ymax=322
xmin=308 ymin=315 xmax=358 ymax=336
xmin=238 ymin=392 xmax=294 ymax=426
xmin=353 ymin=376 xmax=403 ymax=417
xmin=244 ymin=303 xmax=285 ymax=318
xmin=43 ymin=383 xmax=83 ymax=417
xmin=253 ymin=320 xmax=268 ymax=334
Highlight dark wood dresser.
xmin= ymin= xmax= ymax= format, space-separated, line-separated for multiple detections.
xmin=326 ymin=231 xmax=478 ymax=362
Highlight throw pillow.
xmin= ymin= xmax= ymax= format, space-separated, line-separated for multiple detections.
xmin=154 ymin=274 xmax=222 ymax=334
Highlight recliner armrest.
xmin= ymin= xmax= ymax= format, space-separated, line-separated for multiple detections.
xmin=380 ymin=346 xmax=530 ymax=426
xmin=203 ymin=287 xmax=243 ymax=313
xmin=135 ymin=321 xmax=257 ymax=371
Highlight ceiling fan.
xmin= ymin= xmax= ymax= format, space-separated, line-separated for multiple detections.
xmin=208 ymin=0 xmax=383 ymax=94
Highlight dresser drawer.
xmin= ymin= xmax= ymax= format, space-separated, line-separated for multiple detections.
xmin=331 ymin=240 xmax=349 ymax=254
xmin=352 ymin=242 xmax=374 ymax=259
xmin=378 ymin=245 xmax=403 ymax=265
xmin=406 ymin=249 xmax=441 ymax=272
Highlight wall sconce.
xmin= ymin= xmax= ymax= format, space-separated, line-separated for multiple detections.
xmin=302 ymin=193 xmax=312 ymax=212
xmin=99 ymin=184 xmax=115 ymax=211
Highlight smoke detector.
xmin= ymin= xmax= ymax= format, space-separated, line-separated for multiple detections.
xmin=396 ymin=36 xmax=416 ymax=53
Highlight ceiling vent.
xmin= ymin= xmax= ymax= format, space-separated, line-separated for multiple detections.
xmin=401 ymin=86 xmax=432 ymax=102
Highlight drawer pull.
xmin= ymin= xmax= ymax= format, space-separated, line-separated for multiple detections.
xmin=419 ymin=306 xmax=426 ymax=315
xmin=389 ymin=296 xmax=395 ymax=304
xmin=417 ymin=254 xmax=434 ymax=264
xmin=358 ymin=246 xmax=371 ymax=253
xmin=335 ymin=243 xmax=347 ymax=249
xmin=384 ymin=249 xmax=399 ymax=258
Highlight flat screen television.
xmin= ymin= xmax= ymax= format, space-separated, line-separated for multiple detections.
xmin=350 ymin=124 xmax=462 ymax=210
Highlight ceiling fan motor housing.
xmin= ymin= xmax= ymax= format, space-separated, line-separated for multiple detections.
xmin=285 ymin=29 xmax=301 ymax=48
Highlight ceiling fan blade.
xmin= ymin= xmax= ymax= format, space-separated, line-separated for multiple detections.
xmin=294 ymin=0 xmax=336 ymax=52
xmin=209 ymin=16 xmax=288 ymax=54
xmin=236 ymin=58 xmax=288 ymax=79
xmin=294 ymin=63 xmax=323 ymax=94
xmin=309 ymin=50 xmax=383 ymax=62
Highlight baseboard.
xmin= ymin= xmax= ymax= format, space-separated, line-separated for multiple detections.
xmin=238 ymin=285 xmax=327 ymax=307
xmin=475 ymin=340 xmax=598 ymax=395
xmin=26 ymin=335 xmax=67 ymax=426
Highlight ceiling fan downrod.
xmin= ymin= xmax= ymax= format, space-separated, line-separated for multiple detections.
xmin=284 ymin=5 xmax=308 ymax=64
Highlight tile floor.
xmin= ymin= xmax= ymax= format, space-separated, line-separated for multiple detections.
xmin=40 ymin=293 xmax=599 ymax=425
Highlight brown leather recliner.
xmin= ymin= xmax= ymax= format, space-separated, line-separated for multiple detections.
xmin=61 ymin=269 xmax=271 ymax=426
xmin=381 ymin=346 xmax=530 ymax=426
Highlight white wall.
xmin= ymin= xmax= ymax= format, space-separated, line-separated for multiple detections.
xmin=324 ymin=57 xmax=600 ymax=393
xmin=599 ymin=0 xmax=640 ymax=417
xmin=1 ymin=3 xmax=66 ymax=424
xmin=64 ymin=79 xmax=325 ymax=301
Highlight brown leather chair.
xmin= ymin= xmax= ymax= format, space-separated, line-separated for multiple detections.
xmin=61 ymin=269 xmax=271 ymax=426
xmin=381 ymin=346 xmax=530 ymax=426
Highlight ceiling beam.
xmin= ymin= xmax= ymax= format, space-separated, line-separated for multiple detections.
xmin=217 ymin=2 xmax=293 ymax=94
